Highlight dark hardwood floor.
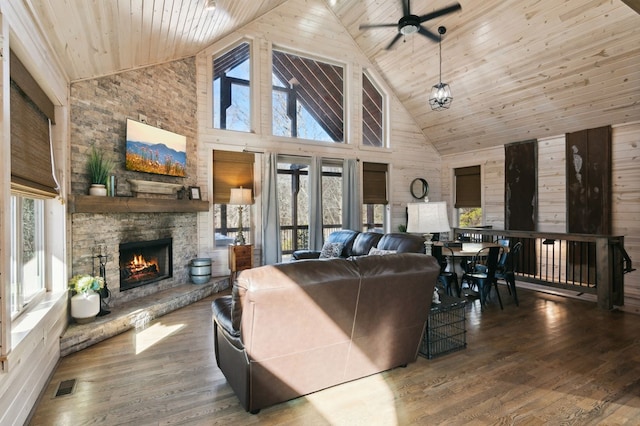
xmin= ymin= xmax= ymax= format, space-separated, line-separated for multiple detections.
xmin=29 ymin=286 xmax=640 ymax=425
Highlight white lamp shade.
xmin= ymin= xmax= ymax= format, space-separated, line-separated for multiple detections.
xmin=229 ymin=187 xmax=252 ymax=205
xmin=406 ymin=201 xmax=450 ymax=234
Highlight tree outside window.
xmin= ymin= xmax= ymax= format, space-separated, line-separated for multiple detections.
xmin=459 ymin=207 xmax=482 ymax=227
xmin=10 ymin=195 xmax=45 ymax=317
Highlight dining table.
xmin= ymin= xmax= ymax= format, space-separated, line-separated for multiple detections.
xmin=434 ymin=241 xmax=508 ymax=297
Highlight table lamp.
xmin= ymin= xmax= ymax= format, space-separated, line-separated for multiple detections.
xmin=229 ymin=187 xmax=252 ymax=245
xmin=406 ymin=201 xmax=450 ymax=256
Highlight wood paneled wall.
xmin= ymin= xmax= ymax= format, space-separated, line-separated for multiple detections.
xmin=441 ymin=122 xmax=640 ymax=313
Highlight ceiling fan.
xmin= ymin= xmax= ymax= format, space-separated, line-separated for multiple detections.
xmin=359 ymin=0 xmax=461 ymax=50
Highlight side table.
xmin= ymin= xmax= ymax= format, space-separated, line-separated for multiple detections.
xmin=419 ymin=293 xmax=467 ymax=359
xmin=228 ymin=244 xmax=253 ymax=283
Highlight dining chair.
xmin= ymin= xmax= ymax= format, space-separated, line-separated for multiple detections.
xmin=432 ymin=245 xmax=461 ymax=297
xmin=461 ymin=246 xmax=503 ymax=309
xmin=495 ymin=241 xmax=523 ymax=306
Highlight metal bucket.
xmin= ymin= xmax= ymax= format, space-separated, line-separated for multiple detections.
xmin=190 ymin=258 xmax=212 ymax=284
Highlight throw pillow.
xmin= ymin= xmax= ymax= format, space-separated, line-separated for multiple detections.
xmin=368 ymin=247 xmax=397 ymax=256
xmin=319 ymin=242 xmax=344 ymax=258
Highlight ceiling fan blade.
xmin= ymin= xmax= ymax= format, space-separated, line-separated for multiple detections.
xmin=386 ymin=33 xmax=403 ymax=50
xmin=418 ymin=26 xmax=439 ymax=42
xmin=403 ymin=0 xmax=410 ymax=17
xmin=359 ymin=23 xmax=398 ymax=30
xmin=418 ymin=3 xmax=462 ymax=23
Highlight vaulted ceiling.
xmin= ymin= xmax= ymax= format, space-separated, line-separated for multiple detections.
xmin=12 ymin=0 xmax=640 ymax=155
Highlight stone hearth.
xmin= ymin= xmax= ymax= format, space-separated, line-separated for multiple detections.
xmin=61 ymin=278 xmax=228 ymax=356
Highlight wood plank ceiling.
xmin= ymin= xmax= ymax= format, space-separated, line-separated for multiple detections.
xmin=14 ymin=0 xmax=640 ymax=155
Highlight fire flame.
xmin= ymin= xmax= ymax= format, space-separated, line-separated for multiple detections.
xmin=127 ymin=254 xmax=159 ymax=275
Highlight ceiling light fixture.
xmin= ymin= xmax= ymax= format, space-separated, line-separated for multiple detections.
xmin=205 ymin=0 xmax=216 ymax=11
xmin=429 ymin=26 xmax=453 ymax=111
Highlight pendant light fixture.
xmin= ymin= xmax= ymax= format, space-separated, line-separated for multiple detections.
xmin=429 ymin=26 xmax=453 ymax=111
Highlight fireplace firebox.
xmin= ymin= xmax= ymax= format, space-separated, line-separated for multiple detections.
xmin=119 ymin=238 xmax=172 ymax=291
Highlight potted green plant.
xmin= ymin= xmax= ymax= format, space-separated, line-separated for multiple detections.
xmin=87 ymin=145 xmax=114 ymax=196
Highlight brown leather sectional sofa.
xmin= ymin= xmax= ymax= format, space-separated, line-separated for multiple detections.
xmin=211 ymin=253 xmax=440 ymax=413
xmin=292 ymin=230 xmax=427 ymax=260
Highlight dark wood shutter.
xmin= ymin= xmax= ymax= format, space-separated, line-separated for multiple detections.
xmin=566 ymin=125 xmax=611 ymax=234
xmin=455 ymin=166 xmax=481 ymax=208
xmin=362 ymin=162 xmax=387 ymax=204
xmin=10 ymin=51 xmax=57 ymax=198
xmin=212 ymin=150 xmax=255 ymax=204
xmin=505 ymin=140 xmax=537 ymax=231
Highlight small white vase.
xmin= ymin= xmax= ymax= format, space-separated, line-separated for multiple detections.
xmin=89 ymin=184 xmax=107 ymax=196
xmin=71 ymin=291 xmax=100 ymax=324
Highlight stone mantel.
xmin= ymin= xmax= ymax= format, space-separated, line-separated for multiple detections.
xmin=69 ymin=195 xmax=209 ymax=214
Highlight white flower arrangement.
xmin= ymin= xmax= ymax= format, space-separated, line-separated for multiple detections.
xmin=68 ymin=274 xmax=105 ymax=294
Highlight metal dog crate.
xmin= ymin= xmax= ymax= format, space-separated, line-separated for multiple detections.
xmin=419 ymin=294 xmax=467 ymax=359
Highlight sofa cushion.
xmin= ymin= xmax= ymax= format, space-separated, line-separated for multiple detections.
xmin=319 ymin=241 xmax=344 ymax=258
xmin=376 ymin=232 xmax=426 ymax=254
xmin=351 ymin=231 xmax=383 ymax=256
xmin=292 ymin=229 xmax=359 ymax=260
xmin=326 ymin=229 xmax=360 ymax=257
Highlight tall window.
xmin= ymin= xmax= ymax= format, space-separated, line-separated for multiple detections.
xmin=9 ymin=51 xmax=56 ymax=322
xmin=213 ymin=42 xmax=251 ymax=132
xmin=455 ymin=165 xmax=482 ymax=227
xmin=272 ymin=50 xmax=344 ymax=142
xmin=362 ymin=162 xmax=388 ymax=231
xmin=212 ymin=150 xmax=255 ymax=247
xmin=10 ymin=195 xmax=45 ymax=317
xmin=277 ymin=158 xmax=343 ymax=254
xmin=278 ymin=159 xmax=310 ymax=254
xmin=362 ymin=72 xmax=385 ymax=148
xmin=321 ymin=161 xmax=343 ymax=234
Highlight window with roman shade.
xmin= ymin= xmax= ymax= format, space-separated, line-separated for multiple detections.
xmin=10 ymin=51 xmax=58 ymax=198
xmin=362 ymin=162 xmax=388 ymax=204
xmin=455 ymin=165 xmax=481 ymax=208
xmin=212 ymin=150 xmax=255 ymax=204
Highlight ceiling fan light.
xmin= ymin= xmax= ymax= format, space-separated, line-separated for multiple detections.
xmin=400 ymin=24 xmax=419 ymax=35
xmin=205 ymin=0 xmax=216 ymax=11
xmin=429 ymin=83 xmax=453 ymax=110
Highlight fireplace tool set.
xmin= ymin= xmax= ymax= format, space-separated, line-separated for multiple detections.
xmin=93 ymin=244 xmax=111 ymax=316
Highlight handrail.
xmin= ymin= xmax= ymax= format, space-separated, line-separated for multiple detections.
xmin=615 ymin=242 xmax=635 ymax=274
xmin=452 ymin=228 xmax=630 ymax=310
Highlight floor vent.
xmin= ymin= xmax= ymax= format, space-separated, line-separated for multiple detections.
xmin=54 ymin=379 xmax=76 ymax=397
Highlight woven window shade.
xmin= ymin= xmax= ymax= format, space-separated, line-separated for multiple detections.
xmin=212 ymin=150 xmax=255 ymax=204
xmin=363 ymin=162 xmax=387 ymax=204
xmin=10 ymin=78 xmax=58 ymax=198
xmin=455 ymin=165 xmax=481 ymax=208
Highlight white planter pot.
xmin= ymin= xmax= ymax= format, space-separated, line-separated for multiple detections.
xmin=71 ymin=291 xmax=100 ymax=324
xmin=89 ymin=184 xmax=107 ymax=196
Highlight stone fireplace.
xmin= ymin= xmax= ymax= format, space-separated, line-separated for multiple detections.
xmin=119 ymin=238 xmax=173 ymax=291
xmin=68 ymin=56 xmax=203 ymax=308
xmin=70 ymin=211 xmax=199 ymax=307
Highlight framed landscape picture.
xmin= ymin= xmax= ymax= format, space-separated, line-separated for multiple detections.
xmin=125 ymin=119 xmax=187 ymax=177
